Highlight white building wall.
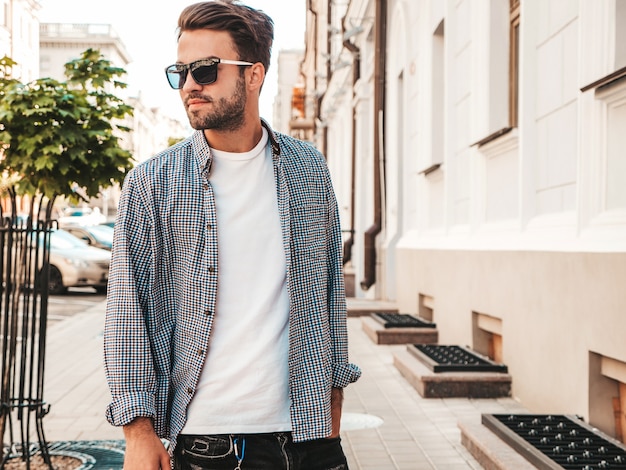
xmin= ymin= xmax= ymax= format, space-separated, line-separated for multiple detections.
xmin=0 ymin=0 xmax=40 ymax=82
xmin=320 ymin=0 xmax=378 ymax=297
xmin=273 ymin=49 xmax=304 ymax=134
xmin=381 ymin=1 xmax=410 ymax=301
xmin=39 ymin=23 xmax=131 ymax=98
xmin=352 ymin=77 xmax=374 ymax=295
xmin=325 ymin=104 xmax=353 ymax=277
xmin=391 ymin=0 xmax=626 ymax=439
xmin=319 ymin=0 xmax=626 ymax=441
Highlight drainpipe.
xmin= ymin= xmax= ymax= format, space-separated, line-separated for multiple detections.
xmin=306 ymin=0 xmax=323 ymax=151
xmin=309 ymin=0 xmax=330 ymax=157
xmin=341 ymin=23 xmax=361 ymax=266
xmin=322 ymin=0 xmax=333 ymax=157
xmin=360 ymin=0 xmax=386 ymax=290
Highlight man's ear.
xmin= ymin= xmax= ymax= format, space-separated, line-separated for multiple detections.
xmin=248 ymin=62 xmax=266 ymax=91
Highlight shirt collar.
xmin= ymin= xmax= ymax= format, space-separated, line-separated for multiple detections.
xmin=261 ymin=118 xmax=281 ymax=157
xmin=192 ymin=119 xmax=281 ymax=175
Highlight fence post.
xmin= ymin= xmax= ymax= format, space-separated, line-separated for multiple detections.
xmin=0 ymin=191 xmax=56 ymax=468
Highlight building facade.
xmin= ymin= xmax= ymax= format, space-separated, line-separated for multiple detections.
xmin=39 ymin=22 xmax=130 ymax=82
xmin=39 ymin=22 xmax=188 ymax=163
xmin=38 ymin=22 xmax=189 ymax=217
xmin=302 ymin=0 xmax=626 ymax=442
xmin=273 ymin=49 xmax=305 ymax=134
xmin=0 ymin=0 xmax=40 ymax=82
xmin=0 ymin=9 xmax=189 ymax=217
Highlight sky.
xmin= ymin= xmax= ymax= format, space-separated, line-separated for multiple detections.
xmin=38 ymin=0 xmax=307 ymax=126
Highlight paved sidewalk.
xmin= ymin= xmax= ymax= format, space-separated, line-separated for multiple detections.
xmin=340 ymin=315 xmax=527 ymax=469
xmin=37 ymin=300 xmax=527 ymax=468
xmin=42 ymin=301 xmax=123 ymax=442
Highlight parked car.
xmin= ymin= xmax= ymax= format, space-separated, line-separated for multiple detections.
xmin=57 ymin=206 xmax=106 ymax=226
xmin=64 ymin=224 xmax=114 ymax=251
xmin=44 ymin=228 xmax=111 ymax=294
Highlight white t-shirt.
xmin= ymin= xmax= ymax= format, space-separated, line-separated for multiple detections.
xmin=181 ymin=128 xmax=291 ymax=434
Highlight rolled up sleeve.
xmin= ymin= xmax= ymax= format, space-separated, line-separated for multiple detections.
xmin=326 ymin=167 xmax=361 ymax=389
xmin=103 ymin=170 xmax=158 ymax=428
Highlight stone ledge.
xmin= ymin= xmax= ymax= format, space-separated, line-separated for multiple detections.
xmin=458 ymin=420 xmax=536 ymax=470
xmin=361 ymin=316 xmax=439 ymax=345
xmin=393 ymin=347 xmax=512 ymax=398
xmin=346 ymin=298 xmax=398 ymax=317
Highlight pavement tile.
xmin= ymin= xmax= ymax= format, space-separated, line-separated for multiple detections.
xmin=16 ymin=299 xmax=534 ymax=468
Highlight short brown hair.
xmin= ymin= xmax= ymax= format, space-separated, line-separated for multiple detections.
xmin=177 ymin=1 xmax=274 ymax=74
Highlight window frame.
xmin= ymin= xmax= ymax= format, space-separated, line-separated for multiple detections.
xmin=509 ymin=0 xmax=520 ymax=128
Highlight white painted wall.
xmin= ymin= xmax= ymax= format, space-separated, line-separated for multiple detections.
xmin=1 ymin=0 xmax=39 ymax=82
xmin=320 ymin=0 xmax=626 ymax=440
xmin=273 ymin=49 xmax=304 ymax=134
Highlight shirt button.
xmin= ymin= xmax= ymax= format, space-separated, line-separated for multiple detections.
xmin=198 ymin=349 xmax=205 ymax=356
xmin=187 ymin=387 xmax=193 ymax=395
xmin=208 ymin=266 xmax=215 ymax=273
xmin=207 ymin=224 xmax=213 ymax=230
xmin=204 ymin=309 xmax=212 ymax=316
xmin=203 ymin=183 xmax=209 ymax=190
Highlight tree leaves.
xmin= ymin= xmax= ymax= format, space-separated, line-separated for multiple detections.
xmin=0 ymin=49 xmax=134 ymax=201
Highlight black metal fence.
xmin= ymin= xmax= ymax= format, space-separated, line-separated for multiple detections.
xmin=0 ymin=191 xmax=55 ymax=469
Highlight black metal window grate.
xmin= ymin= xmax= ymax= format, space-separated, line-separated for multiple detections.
xmin=411 ymin=344 xmax=508 ymax=373
xmin=483 ymin=414 xmax=626 ymax=469
xmin=372 ymin=313 xmax=436 ymax=329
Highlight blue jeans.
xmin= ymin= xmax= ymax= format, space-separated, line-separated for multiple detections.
xmin=174 ymin=432 xmax=349 ymax=470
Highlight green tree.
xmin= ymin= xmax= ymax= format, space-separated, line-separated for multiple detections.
xmin=168 ymin=136 xmax=185 ymax=147
xmin=0 ymin=48 xmax=134 ymax=201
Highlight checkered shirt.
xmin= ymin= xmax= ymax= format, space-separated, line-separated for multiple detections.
xmin=103 ymin=120 xmax=361 ymax=451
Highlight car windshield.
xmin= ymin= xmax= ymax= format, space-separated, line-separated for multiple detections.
xmin=63 ymin=208 xmax=92 ymax=217
xmin=88 ymin=225 xmax=114 ymax=244
xmin=48 ymin=229 xmax=90 ymax=249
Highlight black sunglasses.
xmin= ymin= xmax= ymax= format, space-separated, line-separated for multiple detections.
xmin=165 ymin=58 xmax=254 ymax=89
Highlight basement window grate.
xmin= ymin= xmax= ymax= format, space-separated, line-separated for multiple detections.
xmin=482 ymin=414 xmax=626 ymax=469
xmin=372 ymin=312 xmax=436 ymax=329
xmin=410 ymin=344 xmax=508 ymax=373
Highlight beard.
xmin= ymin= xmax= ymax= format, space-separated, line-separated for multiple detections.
xmin=186 ymin=74 xmax=247 ymax=132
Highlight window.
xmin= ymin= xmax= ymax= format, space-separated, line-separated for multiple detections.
xmin=509 ymin=0 xmax=520 ymax=128
xmin=431 ymin=20 xmax=444 ymax=167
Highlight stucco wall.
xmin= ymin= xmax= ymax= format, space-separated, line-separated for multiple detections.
xmin=396 ymin=246 xmax=626 ymax=436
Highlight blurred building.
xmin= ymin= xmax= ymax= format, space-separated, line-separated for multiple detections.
xmin=0 ymin=0 xmax=42 ymax=215
xmin=1 ymin=8 xmax=189 ymax=217
xmin=273 ymin=49 xmax=313 ymax=140
xmin=39 ymin=22 xmax=130 ymax=82
xmin=38 ymin=22 xmax=190 ymax=217
xmin=0 ymin=0 xmax=40 ymax=82
xmin=302 ymin=0 xmax=626 ymax=445
xmin=39 ymin=22 xmax=188 ymax=163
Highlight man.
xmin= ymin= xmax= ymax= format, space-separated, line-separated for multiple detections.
xmin=103 ymin=1 xmax=361 ymax=469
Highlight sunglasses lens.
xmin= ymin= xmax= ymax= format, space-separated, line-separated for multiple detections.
xmin=165 ymin=66 xmax=186 ymax=89
xmin=164 ymin=60 xmax=220 ymax=89
xmin=191 ymin=64 xmax=218 ymax=85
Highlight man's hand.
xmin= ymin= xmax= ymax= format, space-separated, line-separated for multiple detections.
xmin=123 ymin=417 xmax=171 ymax=469
xmin=330 ymin=387 xmax=344 ymax=438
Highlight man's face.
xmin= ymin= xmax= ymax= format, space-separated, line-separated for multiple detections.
xmin=177 ymin=29 xmax=248 ymax=132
